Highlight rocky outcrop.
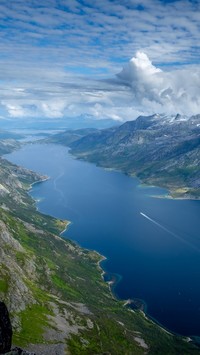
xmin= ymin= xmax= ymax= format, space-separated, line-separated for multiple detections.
xmin=0 ymin=301 xmax=12 ymax=353
xmin=0 ymin=220 xmax=36 ymax=314
xmin=5 ymin=347 xmax=35 ymax=355
xmin=0 ymin=302 xmax=35 ymax=355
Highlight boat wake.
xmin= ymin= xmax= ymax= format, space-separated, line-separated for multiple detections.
xmin=53 ymin=171 xmax=81 ymax=219
xmin=53 ymin=172 xmax=65 ymax=199
xmin=140 ymin=212 xmax=200 ymax=252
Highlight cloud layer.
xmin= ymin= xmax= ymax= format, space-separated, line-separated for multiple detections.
xmin=0 ymin=0 xmax=200 ymax=121
xmin=2 ymin=51 xmax=200 ymax=121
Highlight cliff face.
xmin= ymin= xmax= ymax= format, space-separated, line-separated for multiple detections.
xmin=0 ymin=302 xmax=12 ymax=353
xmin=0 ymin=140 xmax=199 ymax=354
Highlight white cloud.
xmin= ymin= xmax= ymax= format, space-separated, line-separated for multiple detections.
xmin=3 ymin=104 xmax=26 ymax=118
xmin=116 ymin=51 xmax=200 ymax=116
xmin=1 ymin=51 xmax=200 ymax=122
xmin=0 ymin=0 xmax=200 ymax=122
xmin=117 ymin=51 xmax=161 ymax=81
xmin=39 ymin=100 xmax=67 ymax=118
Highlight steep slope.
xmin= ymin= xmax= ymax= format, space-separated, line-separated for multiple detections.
xmin=0 ymin=144 xmax=199 ymax=353
xmin=0 ymin=140 xmax=21 ymax=156
xmin=69 ymin=114 xmax=200 ymax=198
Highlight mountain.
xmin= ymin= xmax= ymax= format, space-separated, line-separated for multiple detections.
xmin=0 ymin=130 xmax=24 ymax=140
xmin=46 ymin=128 xmax=98 ymax=146
xmin=0 ymin=115 xmax=119 ymax=131
xmin=0 ymin=139 xmax=21 ymax=156
xmin=0 ymin=142 xmax=200 ymax=353
xmin=67 ymin=114 xmax=200 ymax=199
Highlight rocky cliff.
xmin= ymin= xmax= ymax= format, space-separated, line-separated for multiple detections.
xmin=0 ymin=301 xmax=34 ymax=354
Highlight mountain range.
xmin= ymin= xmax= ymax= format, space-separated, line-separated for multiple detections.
xmin=49 ymin=114 xmax=200 ymax=199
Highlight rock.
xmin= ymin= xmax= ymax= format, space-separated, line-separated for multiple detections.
xmin=5 ymin=347 xmax=36 ymax=355
xmin=0 ymin=301 xmax=12 ymax=353
xmin=0 ymin=303 xmax=35 ymax=355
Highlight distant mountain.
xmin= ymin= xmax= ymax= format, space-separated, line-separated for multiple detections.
xmin=46 ymin=127 xmax=98 ymax=146
xmin=55 ymin=114 xmax=200 ymax=199
xmin=0 ymin=115 xmax=119 ymax=131
xmin=0 ymin=129 xmax=24 ymax=140
xmin=0 ymin=139 xmax=21 ymax=155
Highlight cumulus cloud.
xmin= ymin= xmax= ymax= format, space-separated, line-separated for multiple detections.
xmin=116 ymin=51 xmax=200 ymax=115
xmin=3 ymin=104 xmax=26 ymax=118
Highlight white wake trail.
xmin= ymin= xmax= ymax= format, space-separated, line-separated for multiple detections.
xmin=53 ymin=171 xmax=81 ymax=219
xmin=53 ymin=171 xmax=65 ymax=199
xmin=140 ymin=212 xmax=200 ymax=252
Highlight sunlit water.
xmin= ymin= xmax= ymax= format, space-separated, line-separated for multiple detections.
xmin=6 ymin=143 xmax=200 ymax=337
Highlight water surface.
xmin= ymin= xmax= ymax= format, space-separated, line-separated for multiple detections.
xmin=6 ymin=143 xmax=200 ymax=337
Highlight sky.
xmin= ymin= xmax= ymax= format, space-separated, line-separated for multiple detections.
xmin=1 ymin=0 xmax=200 ymax=122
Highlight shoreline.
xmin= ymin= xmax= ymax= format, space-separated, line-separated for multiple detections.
xmin=29 ymin=176 xmax=50 ymax=189
xmin=70 ymin=151 xmax=200 ymax=201
xmin=151 ymin=193 xmax=200 ymax=201
xmin=59 ymin=220 xmax=71 ymax=236
xmin=140 ymin=182 xmax=200 ymax=201
xmin=39 ymin=143 xmax=200 ymax=201
xmin=28 ymin=174 xmax=72 ymax=237
xmin=96 ymin=254 xmax=107 ymax=279
xmin=134 ymin=181 xmax=200 ymax=201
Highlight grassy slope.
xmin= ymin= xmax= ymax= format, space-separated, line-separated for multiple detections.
xmin=0 ymin=155 xmax=199 ymax=353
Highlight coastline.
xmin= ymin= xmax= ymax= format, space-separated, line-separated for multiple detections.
xmin=135 ymin=180 xmax=200 ymax=201
xmin=70 ymin=150 xmax=200 ymax=201
xmin=96 ymin=254 xmax=107 ymax=279
xmin=29 ymin=176 xmax=50 ymax=189
xmin=27 ymin=173 xmax=70 ymax=235
xmin=59 ymin=220 xmax=71 ymax=236
xmin=27 ymin=179 xmax=151 ymax=334
xmin=150 ymin=194 xmax=200 ymax=200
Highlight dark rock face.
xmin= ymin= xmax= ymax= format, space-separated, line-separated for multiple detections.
xmin=5 ymin=347 xmax=36 ymax=355
xmin=0 ymin=302 xmax=35 ymax=355
xmin=0 ymin=302 xmax=12 ymax=354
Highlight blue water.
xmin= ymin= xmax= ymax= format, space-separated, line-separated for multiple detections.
xmin=6 ymin=143 xmax=200 ymax=337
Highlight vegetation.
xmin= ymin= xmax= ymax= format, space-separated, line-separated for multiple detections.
xmin=50 ymin=114 xmax=200 ymax=199
xmin=0 ymin=139 xmax=199 ymax=353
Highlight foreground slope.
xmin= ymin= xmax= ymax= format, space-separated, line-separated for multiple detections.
xmin=0 ymin=142 xmax=199 ymax=353
xmin=61 ymin=114 xmax=200 ymax=199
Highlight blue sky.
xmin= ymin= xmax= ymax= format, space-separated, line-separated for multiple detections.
xmin=1 ymin=0 xmax=200 ymax=121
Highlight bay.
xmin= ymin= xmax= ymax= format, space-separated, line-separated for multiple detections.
xmin=6 ymin=143 xmax=200 ymax=337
